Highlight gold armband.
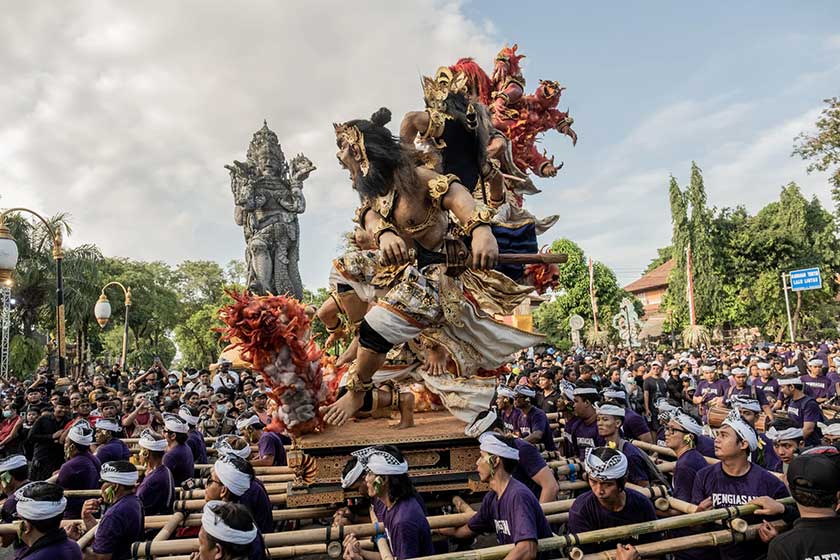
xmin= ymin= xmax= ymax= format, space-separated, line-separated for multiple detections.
xmin=420 ymin=108 xmax=450 ymax=149
xmin=373 ymin=220 xmax=399 ymax=243
xmin=353 ymin=204 xmax=371 ymax=226
xmin=462 ymin=203 xmax=495 ymax=236
xmin=428 ymin=173 xmax=459 ymax=204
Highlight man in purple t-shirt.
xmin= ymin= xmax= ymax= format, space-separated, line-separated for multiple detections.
xmin=14 ymin=482 xmax=81 ymax=559
xmin=567 ymin=386 xmax=603 ymax=460
xmin=601 ymin=389 xmax=653 ymax=444
xmin=567 ymin=447 xmax=659 ymax=555
xmin=691 ymin=412 xmax=789 ymax=560
xmin=779 ymin=376 xmax=824 ymax=446
xmin=692 ymin=364 xmax=727 ymax=421
xmin=513 ymin=385 xmax=556 ymax=452
xmin=161 ymin=413 xmax=195 ymax=486
xmin=800 ymin=358 xmax=833 ymax=402
xmin=82 ymin=461 xmax=145 ymax=560
xmin=439 ymin=433 xmax=552 ymax=560
xmin=496 ymin=386 xmax=521 ymax=434
xmin=236 ymin=412 xmax=287 ymax=467
xmin=57 ymin=420 xmax=100 ymax=519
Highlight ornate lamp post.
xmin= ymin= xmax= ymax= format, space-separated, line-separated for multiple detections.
xmin=94 ymin=282 xmax=132 ymax=370
xmin=0 ymin=208 xmax=66 ymax=378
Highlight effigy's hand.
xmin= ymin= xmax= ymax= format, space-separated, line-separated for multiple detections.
xmin=378 ymin=232 xmax=408 ymax=267
xmin=470 ymin=228 xmax=498 ymax=270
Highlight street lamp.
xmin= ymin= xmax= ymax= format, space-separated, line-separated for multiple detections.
xmin=0 ymin=208 xmax=66 ymax=378
xmin=94 ymin=282 xmax=132 ymax=370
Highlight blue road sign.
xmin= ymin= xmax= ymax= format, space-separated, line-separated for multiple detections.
xmin=789 ymin=267 xmax=822 ymax=291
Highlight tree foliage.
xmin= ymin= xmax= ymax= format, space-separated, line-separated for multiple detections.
xmin=533 ymin=238 xmax=641 ymax=348
xmin=793 ymin=97 xmax=840 ymax=224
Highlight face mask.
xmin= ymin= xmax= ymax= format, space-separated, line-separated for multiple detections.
xmin=216 ymin=405 xmax=227 ymax=414
xmin=2 ymin=410 xmax=11 ymax=418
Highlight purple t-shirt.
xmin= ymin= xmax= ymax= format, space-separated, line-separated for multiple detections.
xmin=258 ymin=431 xmax=287 ymax=466
xmin=566 ymin=416 xmax=603 ymax=460
xmin=468 ymin=477 xmax=553 ymax=547
xmin=691 ymin=463 xmax=789 ymax=560
xmin=567 ymin=488 xmax=659 ymax=554
xmin=696 ymin=434 xmax=716 ymax=458
xmin=515 ymin=407 xmax=555 ymax=451
xmin=799 ymin=374 xmax=834 ymax=400
xmin=95 ymin=439 xmax=131 ymax=464
xmin=512 ymin=438 xmax=548 ymax=499
xmin=620 ymin=441 xmax=650 ymax=485
xmin=239 ymin=478 xmax=274 ymax=534
xmin=18 ymin=530 xmax=81 ymax=560
xmin=726 ymin=384 xmax=768 ymax=408
xmin=57 ymin=452 xmax=101 ymax=519
xmin=787 ymin=394 xmax=824 ymax=446
xmin=378 ymin=495 xmax=433 ymax=560
xmin=186 ymin=430 xmax=208 ymax=464
xmin=137 ymin=465 xmax=174 ymax=516
xmin=752 ymin=377 xmax=780 ymax=402
xmin=621 ymin=408 xmax=651 ymax=441
xmin=163 ymin=442 xmax=194 ymax=487
xmin=500 ymin=408 xmax=522 ymax=433
xmin=753 ymin=434 xmax=782 ymax=473
xmin=672 ymin=449 xmax=708 ymax=502
xmin=92 ymin=494 xmax=144 ymax=560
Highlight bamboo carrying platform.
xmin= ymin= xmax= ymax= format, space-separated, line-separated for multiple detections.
xmin=286 ymin=411 xmax=485 ymax=506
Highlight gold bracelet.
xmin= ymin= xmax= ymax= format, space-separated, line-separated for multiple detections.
xmin=372 ymin=220 xmax=399 ymax=244
xmin=462 ymin=204 xmax=495 ymax=236
xmin=344 ymin=371 xmax=374 ymax=393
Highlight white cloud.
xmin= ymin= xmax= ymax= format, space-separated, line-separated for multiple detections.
xmin=0 ymin=0 xmax=497 ymax=287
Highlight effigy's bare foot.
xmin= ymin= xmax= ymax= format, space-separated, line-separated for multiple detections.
xmin=424 ymin=344 xmax=449 ymax=375
xmin=321 ymin=391 xmax=366 ymax=426
xmin=391 ymin=417 xmax=415 ymax=430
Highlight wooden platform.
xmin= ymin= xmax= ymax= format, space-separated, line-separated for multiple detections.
xmin=285 ymin=411 xmax=482 ymax=506
xmin=297 ymin=410 xmax=471 ymax=450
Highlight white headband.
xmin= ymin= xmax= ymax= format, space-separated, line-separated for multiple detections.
xmin=701 ymin=365 xmax=716 ymax=373
xmin=478 ymin=432 xmax=520 ymax=460
xmin=235 ymin=414 xmax=262 ymax=432
xmin=730 ymin=397 xmax=761 ymax=413
xmin=778 ymin=376 xmax=803 ymax=386
xmin=595 ymin=404 xmax=625 ymax=418
xmin=514 ymin=386 xmax=535 ymax=398
xmin=559 ymin=381 xmax=576 ymax=401
xmin=497 ymin=386 xmax=515 ymax=399
xmin=602 ymin=389 xmax=626 ymax=401
xmin=722 ymin=409 xmax=758 ymax=451
xmin=163 ymin=414 xmax=189 ymax=434
xmin=202 ymin=500 xmax=258 ymax=545
xmin=818 ymin=422 xmax=840 ymax=437
xmin=178 ymin=407 xmax=199 ymax=426
xmin=341 ymin=447 xmax=378 ymax=489
xmin=95 ymin=418 xmax=122 ymax=433
xmin=214 ymin=457 xmax=251 ymax=497
xmin=138 ymin=429 xmax=168 ymax=452
xmin=731 ymin=367 xmax=747 ymax=376
xmin=655 ymin=398 xmax=679 ymax=413
xmin=765 ymin=427 xmax=804 ymax=442
xmin=15 ymin=483 xmax=67 ymax=520
xmin=0 ymin=455 xmax=27 ymax=472
xmin=671 ymin=412 xmax=704 ymax=436
xmin=67 ymin=420 xmax=94 ymax=446
xmin=808 ymin=359 xmax=824 ymax=367
xmin=584 ymin=448 xmax=628 ymax=480
xmin=573 ymin=387 xmax=599 ymax=396
xmin=465 ymin=410 xmax=498 ymax=438
xmin=757 ymin=362 xmax=771 ymax=370
xmin=216 ymin=439 xmax=252 ymax=460
xmin=366 ymin=451 xmax=409 ymax=476
xmin=100 ymin=463 xmax=139 ymax=486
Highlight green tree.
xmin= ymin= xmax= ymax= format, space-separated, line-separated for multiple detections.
xmin=793 ymin=97 xmax=840 ymax=225
xmin=302 ymin=287 xmax=331 ymax=348
xmin=533 ymin=238 xmax=640 ymax=347
xmin=173 ymin=302 xmax=225 ymax=368
xmin=174 ymin=260 xmax=225 ymax=312
xmin=644 ymin=246 xmax=673 ymax=274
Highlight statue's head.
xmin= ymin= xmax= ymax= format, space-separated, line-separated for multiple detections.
xmin=334 ymin=107 xmax=403 ymax=199
xmin=535 ymin=80 xmax=563 ymax=108
xmin=247 ymin=121 xmax=285 ymax=175
xmin=290 ymin=154 xmax=316 ymax=182
xmin=492 ymin=44 xmax=525 ymax=84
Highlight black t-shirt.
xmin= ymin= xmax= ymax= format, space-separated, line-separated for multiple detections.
xmin=767 ymin=516 xmax=840 ymax=560
xmin=536 ymin=389 xmax=561 ymax=414
xmin=642 ymin=377 xmax=668 ymax=411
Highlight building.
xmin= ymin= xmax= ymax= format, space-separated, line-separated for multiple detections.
xmin=623 ymin=259 xmax=675 ymax=338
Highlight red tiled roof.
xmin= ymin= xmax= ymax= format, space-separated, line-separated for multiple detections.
xmin=623 ymin=259 xmax=675 ymax=293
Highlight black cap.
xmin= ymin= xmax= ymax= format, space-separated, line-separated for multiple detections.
xmin=787 ymin=450 xmax=840 ymax=494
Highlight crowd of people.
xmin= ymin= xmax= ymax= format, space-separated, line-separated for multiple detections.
xmin=0 ymin=339 xmax=837 ymax=559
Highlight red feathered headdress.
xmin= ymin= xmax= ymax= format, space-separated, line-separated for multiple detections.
xmin=450 ymin=57 xmax=493 ymax=106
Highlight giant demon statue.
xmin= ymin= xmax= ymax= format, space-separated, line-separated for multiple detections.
xmin=226 ymin=121 xmax=315 ymax=300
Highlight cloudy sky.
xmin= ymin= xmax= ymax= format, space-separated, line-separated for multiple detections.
xmin=3 ymin=1 xmax=839 ymax=289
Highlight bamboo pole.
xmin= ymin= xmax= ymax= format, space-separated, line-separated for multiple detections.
xmin=576 ymin=520 xmax=787 ymax=560
xmin=631 ymin=440 xmax=719 ymax=465
xmin=153 ymin=512 xmax=185 ymax=542
xmin=141 ymin=505 xmax=335 ymax=530
xmin=77 ymin=523 xmax=98 ymax=550
xmin=410 ymin=498 xmax=795 ymax=560
xmin=369 ymin=505 xmax=395 ymax=560
xmin=63 ymin=481 xmax=290 ymax=499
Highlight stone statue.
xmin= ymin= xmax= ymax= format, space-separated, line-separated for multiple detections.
xmin=226 ymin=121 xmax=314 ymax=300
xmin=612 ymin=298 xmax=642 ymax=348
